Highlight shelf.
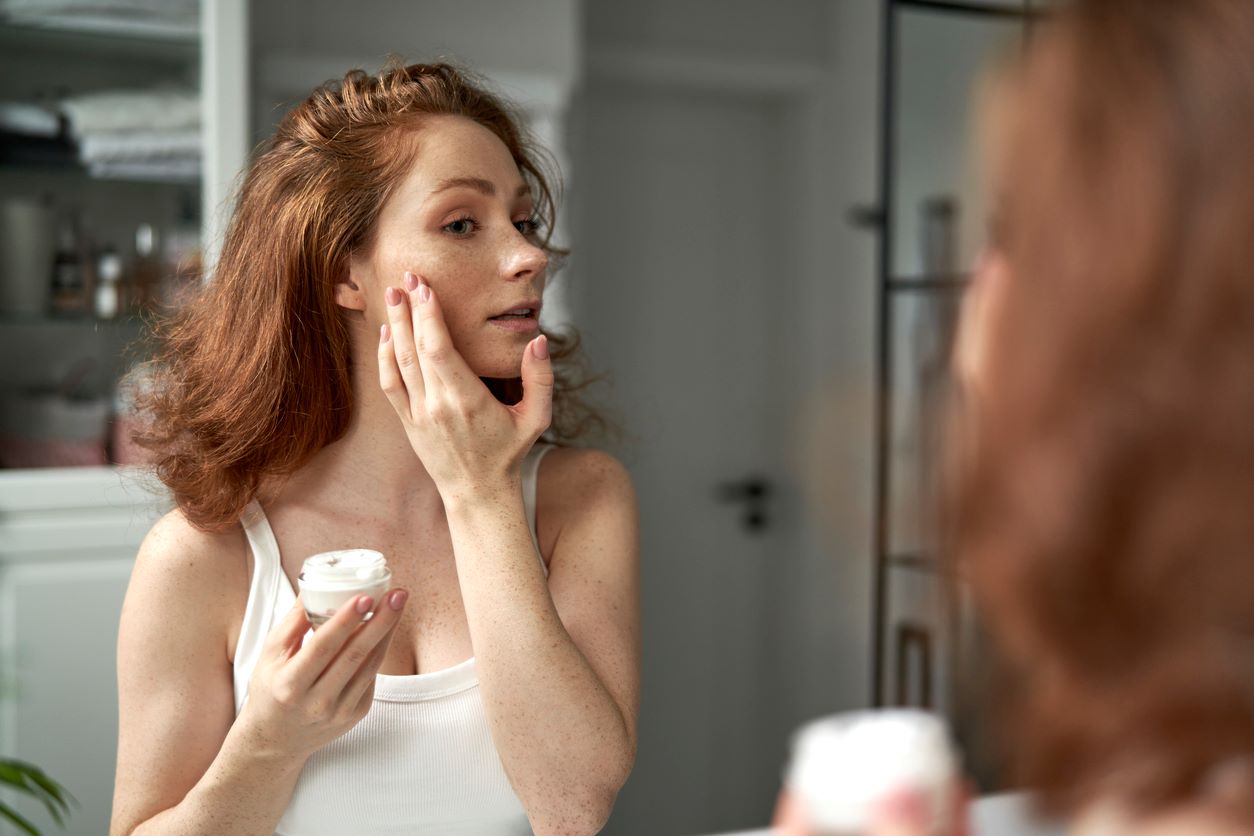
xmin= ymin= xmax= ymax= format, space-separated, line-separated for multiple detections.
xmin=0 ymin=136 xmax=204 ymax=187
xmin=0 ymin=11 xmax=199 ymax=52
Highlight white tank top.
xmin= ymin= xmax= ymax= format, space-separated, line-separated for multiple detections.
xmin=232 ymin=444 xmax=554 ymax=835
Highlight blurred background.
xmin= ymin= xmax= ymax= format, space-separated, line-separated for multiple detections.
xmin=0 ymin=1 xmax=1040 ymax=833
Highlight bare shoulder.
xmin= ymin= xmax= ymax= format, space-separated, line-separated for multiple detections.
xmin=534 ymin=446 xmax=637 ymax=561
xmin=134 ymin=508 xmax=246 ymax=595
xmin=125 ymin=507 xmax=248 ymax=657
xmin=537 ymin=446 xmax=636 ymax=517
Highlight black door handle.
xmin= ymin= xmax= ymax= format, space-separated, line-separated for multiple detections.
xmin=715 ymin=476 xmax=772 ymax=533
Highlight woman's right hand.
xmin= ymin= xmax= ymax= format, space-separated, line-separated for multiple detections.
xmin=235 ymin=590 xmax=409 ymax=761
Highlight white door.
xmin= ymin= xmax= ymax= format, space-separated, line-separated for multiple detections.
xmin=574 ymin=82 xmax=810 ymax=835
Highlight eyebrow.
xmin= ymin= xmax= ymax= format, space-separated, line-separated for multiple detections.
xmin=430 ymin=177 xmax=532 ymax=199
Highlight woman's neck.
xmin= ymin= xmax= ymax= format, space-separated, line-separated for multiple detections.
xmin=269 ymin=361 xmax=440 ymax=517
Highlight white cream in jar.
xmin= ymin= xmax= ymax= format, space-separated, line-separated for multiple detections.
xmin=297 ymin=549 xmax=392 ymax=627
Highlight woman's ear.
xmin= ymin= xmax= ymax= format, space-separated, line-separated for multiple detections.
xmin=334 ymin=273 xmax=368 ymax=311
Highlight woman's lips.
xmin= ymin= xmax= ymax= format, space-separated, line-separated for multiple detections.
xmin=488 ymin=314 xmax=540 ymax=334
xmin=488 ymin=301 xmax=541 ymax=334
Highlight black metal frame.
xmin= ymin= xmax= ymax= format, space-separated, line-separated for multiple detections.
xmin=870 ymin=0 xmax=1037 ymax=708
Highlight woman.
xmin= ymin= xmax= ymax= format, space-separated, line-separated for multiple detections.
xmin=110 ymin=63 xmax=639 ymax=836
xmin=950 ymin=0 xmax=1254 ymax=832
xmin=780 ymin=0 xmax=1254 ymax=833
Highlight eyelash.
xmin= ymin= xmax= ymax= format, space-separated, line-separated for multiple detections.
xmin=441 ymin=215 xmax=542 ymax=238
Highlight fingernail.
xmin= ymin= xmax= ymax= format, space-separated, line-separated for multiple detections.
xmin=388 ymin=590 xmax=409 ymax=611
xmin=356 ymin=595 xmax=374 ymax=615
xmin=532 ymin=334 xmax=549 ymax=360
xmin=380 ymin=323 xmax=390 ymax=343
xmin=385 ymin=286 xmax=402 ymax=306
xmin=418 ymin=281 xmax=431 ymax=303
xmin=403 ymin=271 xmax=419 ymax=292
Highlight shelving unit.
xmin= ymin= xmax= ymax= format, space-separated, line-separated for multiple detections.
xmin=0 ymin=9 xmax=203 ymax=469
xmin=868 ymin=0 xmax=1040 ymax=786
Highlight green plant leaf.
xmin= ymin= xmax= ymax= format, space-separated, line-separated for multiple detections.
xmin=0 ymin=759 xmax=74 ymax=827
xmin=0 ymin=799 xmax=41 ymax=836
xmin=18 ymin=765 xmax=74 ymax=825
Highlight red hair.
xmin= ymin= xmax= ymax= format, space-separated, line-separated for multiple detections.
xmin=135 ymin=63 xmax=601 ymax=530
xmin=952 ymin=0 xmax=1254 ymax=819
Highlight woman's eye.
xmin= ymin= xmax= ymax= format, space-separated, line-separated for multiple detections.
xmin=443 ymin=217 xmax=476 ymax=236
xmin=514 ymin=217 xmax=540 ymax=236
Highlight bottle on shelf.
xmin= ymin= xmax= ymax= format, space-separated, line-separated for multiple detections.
xmin=50 ymin=223 xmax=87 ymax=316
xmin=129 ymin=222 xmax=160 ymax=314
xmin=95 ymin=247 xmax=122 ymax=319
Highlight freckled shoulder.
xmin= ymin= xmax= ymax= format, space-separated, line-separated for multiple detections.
xmin=128 ymin=507 xmax=251 ymax=663
xmin=533 ymin=446 xmax=636 ymax=562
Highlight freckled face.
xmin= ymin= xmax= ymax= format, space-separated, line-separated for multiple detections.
xmin=352 ymin=115 xmax=548 ymax=378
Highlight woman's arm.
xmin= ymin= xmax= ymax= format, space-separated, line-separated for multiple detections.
xmin=378 ymin=277 xmax=639 ymax=834
xmin=111 ymin=511 xmax=301 ymax=836
xmin=111 ymin=510 xmax=409 ymax=836
xmin=445 ymin=448 xmax=640 ymax=836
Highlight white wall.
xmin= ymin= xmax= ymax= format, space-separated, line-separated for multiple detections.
xmin=586 ymin=0 xmax=832 ymax=65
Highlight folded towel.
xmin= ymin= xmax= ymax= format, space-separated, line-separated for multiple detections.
xmin=79 ymin=129 xmax=200 ymax=163
xmin=0 ymin=0 xmax=198 ymax=39
xmin=88 ymin=157 xmax=200 ymax=182
xmin=61 ymin=89 xmax=199 ymax=135
xmin=0 ymin=0 xmax=196 ymax=17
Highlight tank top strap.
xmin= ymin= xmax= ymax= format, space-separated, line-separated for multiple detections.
xmin=522 ymin=441 xmax=555 ymax=576
xmin=233 ymin=499 xmax=297 ymax=714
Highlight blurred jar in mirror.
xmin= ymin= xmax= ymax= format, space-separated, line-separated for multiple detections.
xmin=775 ymin=710 xmax=962 ymax=835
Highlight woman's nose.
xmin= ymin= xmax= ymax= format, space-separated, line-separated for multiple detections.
xmin=504 ymin=234 xmax=548 ymax=282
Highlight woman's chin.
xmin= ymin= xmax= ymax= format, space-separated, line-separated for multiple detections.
xmin=464 ymin=351 xmax=523 ymax=381
xmin=454 ymin=330 xmax=535 ymax=380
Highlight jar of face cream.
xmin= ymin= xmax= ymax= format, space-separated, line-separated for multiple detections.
xmin=784 ymin=709 xmax=958 ymax=835
xmin=297 ymin=550 xmax=392 ymax=627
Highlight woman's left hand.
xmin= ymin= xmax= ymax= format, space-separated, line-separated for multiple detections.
xmin=378 ymin=271 xmax=553 ymax=503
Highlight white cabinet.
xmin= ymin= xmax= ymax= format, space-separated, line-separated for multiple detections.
xmin=0 ymin=468 xmax=169 ymax=836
